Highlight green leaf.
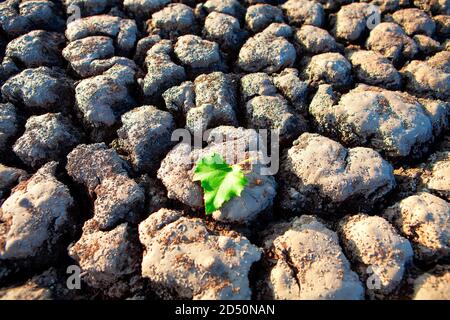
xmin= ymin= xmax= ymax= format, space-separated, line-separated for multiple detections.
xmin=193 ymin=153 xmax=248 ymax=214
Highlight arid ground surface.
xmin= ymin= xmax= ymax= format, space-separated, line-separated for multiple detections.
xmin=0 ymin=0 xmax=449 ymax=300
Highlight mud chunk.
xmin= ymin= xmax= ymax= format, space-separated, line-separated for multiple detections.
xmin=0 ymin=268 xmax=73 ymax=300
xmin=339 ymin=214 xmax=414 ymax=297
xmin=92 ymin=174 xmax=145 ymax=231
xmin=116 ymin=105 xmax=175 ymax=173
xmin=139 ymin=209 xmax=261 ymax=299
xmin=413 ymin=0 xmax=450 ymax=15
xmin=0 ymin=162 xmax=74 ymax=272
xmin=0 ymin=164 xmax=26 ymax=202
xmin=64 ymin=0 xmax=121 ymax=17
xmin=66 ymin=143 xmax=145 ymax=230
xmin=203 ymin=0 xmax=245 ymax=19
xmin=66 ymin=143 xmax=128 ymax=193
xmin=240 ymin=72 xmax=277 ymax=102
xmin=273 ymin=68 xmax=309 ymax=114
xmin=1 ymin=67 xmax=74 ymax=114
xmin=263 ymin=216 xmax=364 ymax=300
xmin=162 ymin=81 xmax=195 ymax=116
xmin=392 ymin=8 xmax=436 ymax=36
xmin=361 ymin=0 xmax=404 ymax=13
xmin=262 ymin=23 xmax=294 ymax=38
xmin=422 ymin=151 xmax=450 ymax=201
xmin=123 ymin=0 xmax=170 ymax=20
xmin=305 ymin=52 xmax=353 ymax=89
xmin=150 ymin=3 xmax=196 ymax=38
xmin=294 ymin=25 xmax=338 ymax=54
xmin=157 ymin=128 xmax=277 ymax=223
xmin=245 ymin=95 xmax=307 ymax=144
xmin=238 ymin=29 xmax=296 ymax=74
xmin=13 ymin=113 xmax=81 ymax=169
xmin=203 ymin=12 xmax=247 ymax=53
xmin=5 ymin=30 xmax=65 ymax=68
xmin=0 ymin=0 xmax=65 ymax=37
xmin=75 ymin=64 xmax=136 ymax=142
xmin=281 ymin=0 xmax=325 ymax=27
xmin=164 ymin=72 xmax=239 ymax=133
xmin=413 ymin=265 xmax=450 ymax=300
xmin=186 ymin=72 xmax=238 ymax=133
xmin=245 ymin=4 xmax=284 ymax=33
xmin=133 ymin=34 xmax=161 ymax=65
xmin=310 ymin=84 xmax=448 ymax=158
xmin=0 ymin=103 xmax=19 ymax=152
xmin=138 ymin=175 xmax=170 ymax=214
xmin=413 ymin=34 xmax=442 ymax=56
xmin=366 ymin=22 xmax=418 ymax=65
xmin=66 ymin=15 xmax=138 ymax=55
xmin=384 ymin=192 xmax=449 ymax=263
xmin=68 ymin=221 xmax=141 ymax=298
xmin=402 ymin=51 xmax=450 ymax=100
xmin=333 ymin=3 xmax=378 ymax=42
xmin=141 ymin=40 xmax=186 ymax=101
xmin=279 ymin=133 xmax=395 ymax=214
xmin=63 ymin=36 xmax=137 ymax=78
xmin=434 ymin=14 xmax=450 ymax=37
xmin=347 ymin=50 xmax=401 ymax=89
xmin=0 ymin=57 xmax=20 ymax=87
xmin=174 ymin=35 xmax=225 ymax=74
